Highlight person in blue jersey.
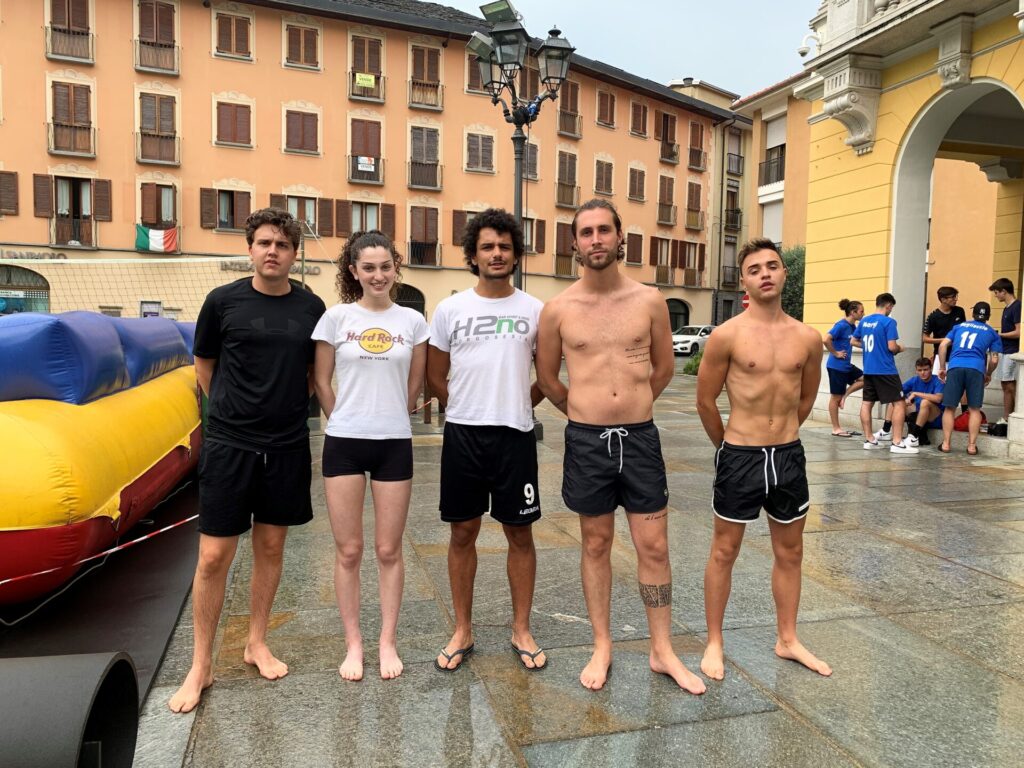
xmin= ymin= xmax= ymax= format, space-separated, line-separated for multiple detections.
xmin=937 ymin=301 xmax=1002 ymax=455
xmin=902 ymin=357 xmax=944 ymax=448
xmin=823 ymin=299 xmax=865 ymax=437
xmin=852 ymin=293 xmax=918 ymax=454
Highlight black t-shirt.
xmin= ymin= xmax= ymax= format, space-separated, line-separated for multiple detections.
xmin=194 ymin=278 xmax=326 ymax=451
xmin=922 ymin=306 xmax=966 ymax=356
xmin=1001 ymin=298 xmax=1021 ymax=354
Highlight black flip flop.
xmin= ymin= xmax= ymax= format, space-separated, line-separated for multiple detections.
xmin=434 ymin=643 xmax=474 ymax=672
xmin=831 ymin=431 xmax=854 ymax=438
xmin=511 ymin=642 xmax=547 ymax=671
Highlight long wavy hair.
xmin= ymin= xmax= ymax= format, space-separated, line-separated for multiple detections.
xmin=336 ymin=230 xmax=403 ymax=303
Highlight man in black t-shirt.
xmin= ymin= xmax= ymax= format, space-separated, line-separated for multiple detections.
xmin=991 ymin=277 xmax=1022 ymax=421
xmin=169 ymin=209 xmax=325 ymax=714
xmin=922 ymin=285 xmax=965 ymax=367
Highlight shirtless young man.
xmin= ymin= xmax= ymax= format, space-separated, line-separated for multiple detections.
xmin=696 ymin=237 xmax=832 ymax=681
xmin=536 ymin=199 xmax=705 ymax=695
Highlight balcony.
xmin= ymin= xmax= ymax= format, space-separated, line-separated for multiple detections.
xmin=555 ymin=254 xmax=578 ymax=278
xmin=46 ymin=26 xmax=94 ymax=62
xmin=722 ymin=265 xmax=739 ymax=288
xmin=657 ymin=203 xmax=677 ymax=226
xmin=655 ymin=265 xmax=675 ymax=285
xmin=408 ymin=161 xmax=442 ymax=190
xmin=409 ymin=80 xmax=443 ymax=110
xmin=558 ymin=110 xmax=582 ymax=138
xmin=688 ymin=148 xmax=707 ymax=171
xmin=53 ymin=216 xmax=94 ymax=247
xmin=659 ymin=141 xmax=679 ymax=164
xmin=49 ymin=123 xmax=95 ymax=156
xmin=724 ymin=208 xmax=742 ymax=231
xmin=349 ymin=155 xmax=384 ymax=184
xmin=727 ymin=153 xmax=744 ymax=175
xmin=349 ymin=71 xmax=385 ymax=102
xmin=682 ymin=268 xmax=702 ymax=288
xmin=556 ymin=182 xmax=580 ymax=208
xmin=137 ymin=132 xmax=180 ymax=165
xmin=685 ymin=209 xmax=705 ymax=231
xmin=135 ymin=40 xmax=179 ymax=74
xmin=758 ymin=157 xmax=785 ymax=186
xmin=407 ymin=241 xmax=440 ymax=266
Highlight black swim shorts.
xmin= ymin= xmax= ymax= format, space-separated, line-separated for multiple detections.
xmin=712 ymin=440 xmax=809 ymax=524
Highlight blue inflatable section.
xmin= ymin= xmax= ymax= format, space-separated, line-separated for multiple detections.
xmin=175 ymin=321 xmax=196 ymax=361
xmin=110 ymin=318 xmax=192 ymax=387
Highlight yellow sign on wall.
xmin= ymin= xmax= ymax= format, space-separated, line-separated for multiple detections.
xmin=355 ymin=72 xmax=376 ymax=88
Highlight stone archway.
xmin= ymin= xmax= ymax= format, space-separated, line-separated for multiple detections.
xmin=666 ymin=298 xmax=689 ymax=331
xmin=396 ymin=283 xmax=425 ymax=316
xmin=0 ymin=264 xmax=50 ymax=314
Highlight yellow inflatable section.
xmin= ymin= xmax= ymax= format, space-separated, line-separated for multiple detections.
xmin=0 ymin=366 xmax=200 ymax=531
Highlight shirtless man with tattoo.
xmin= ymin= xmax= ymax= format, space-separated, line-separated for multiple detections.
xmin=536 ymin=199 xmax=705 ymax=695
xmin=696 ymin=237 xmax=832 ymax=680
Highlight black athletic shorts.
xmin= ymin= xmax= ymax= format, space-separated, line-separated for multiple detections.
xmin=562 ymin=420 xmax=669 ymax=516
xmin=862 ymin=373 xmax=903 ymax=404
xmin=198 ymin=439 xmax=314 ymax=537
xmin=713 ymin=440 xmax=809 ymax=525
xmin=322 ymin=436 xmax=413 ymax=481
xmin=439 ymin=422 xmax=541 ymax=526
xmin=827 ymin=365 xmax=863 ymax=395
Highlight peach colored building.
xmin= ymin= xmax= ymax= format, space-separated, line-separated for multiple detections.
xmin=0 ymin=0 xmax=736 ymax=329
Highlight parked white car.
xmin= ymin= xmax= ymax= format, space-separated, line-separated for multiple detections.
xmin=672 ymin=325 xmax=714 ymax=356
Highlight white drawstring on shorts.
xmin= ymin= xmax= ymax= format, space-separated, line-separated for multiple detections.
xmin=761 ymin=447 xmax=778 ymax=494
xmin=599 ymin=427 xmax=630 ymax=473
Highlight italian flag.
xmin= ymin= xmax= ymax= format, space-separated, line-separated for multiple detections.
xmin=135 ymin=224 xmax=178 ymax=253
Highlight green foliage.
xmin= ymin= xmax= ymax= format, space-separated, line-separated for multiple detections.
xmin=682 ymin=350 xmax=703 ymax=375
xmin=781 ymin=245 xmax=805 ymax=321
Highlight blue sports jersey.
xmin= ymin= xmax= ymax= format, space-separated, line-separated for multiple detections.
xmin=946 ymin=320 xmax=1002 ymax=373
xmin=853 ymin=313 xmax=899 ymax=376
xmin=826 ymin=318 xmax=856 ymax=372
xmin=901 ymin=374 xmax=943 ymax=411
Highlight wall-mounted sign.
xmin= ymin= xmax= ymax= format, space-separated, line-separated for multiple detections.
xmin=0 ymin=249 xmax=68 ymax=260
xmin=357 ymin=156 xmax=376 ymax=173
xmin=355 ymin=73 xmax=376 ymax=88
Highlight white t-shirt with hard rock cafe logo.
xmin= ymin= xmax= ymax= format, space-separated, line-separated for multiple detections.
xmin=429 ymin=287 xmax=542 ymax=432
xmin=312 ymin=302 xmax=429 ymax=439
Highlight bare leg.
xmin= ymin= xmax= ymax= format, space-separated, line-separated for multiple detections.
xmin=859 ymin=400 xmax=874 ymax=440
xmin=840 ymin=378 xmax=863 ymax=410
xmin=967 ymin=407 xmax=983 ymax=453
xmin=370 ymin=478 xmax=411 ymax=679
xmin=579 ymin=514 xmax=614 ymax=689
xmin=768 ymin=517 xmax=832 ymax=676
xmin=169 ymin=534 xmax=238 ymax=713
xmin=890 ymin=400 xmax=909 ymax=446
xmin=1002 ymin=380 xmax=1016 ymax=420
xmin=941 ymin=405 xmax=955 ymax=451
xmin=828 ymin=394 xmax=842 ymax=432
xmin=503 ymin=523 xmax=546 ymax=669
xmin=916 ymin=401 xmax=935 ymax=428
xmin=437 ymin=518 xmax=481 ymax=669
xmin=326 ymin=475 xmax=367 ymax=681
xmin=627 ymin=510 xmax=704 ymax=694
xmin=244 ymin=523 xmax=290 ymax=680
xmin=701 ymin=517 xmax=745 ymax=680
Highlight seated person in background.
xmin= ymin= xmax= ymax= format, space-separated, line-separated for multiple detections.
xmin=902 ymin=357 xmax=944 ymax=447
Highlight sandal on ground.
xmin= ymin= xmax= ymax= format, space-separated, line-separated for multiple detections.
xmin=937 ymin=443 xmax=951 ymax=453
xmin=511 ymin=642 xmax=547 ymax=671
xmin=434 ymin=643 xmax=474 ymax=672
xmin=831 ymin=430 xmax=854 ymax=438
xmin=966 ymin=444 xmax=979 ymax=456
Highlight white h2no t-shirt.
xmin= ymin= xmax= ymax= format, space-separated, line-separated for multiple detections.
xmin=312 ymin=302 xmax=430 ymax=439
xmin=429 ymin=288 xmax=542 ymax=432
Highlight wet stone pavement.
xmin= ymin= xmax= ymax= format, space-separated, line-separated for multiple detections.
xmin=138 ymin=362 xmax=1024 ymax=767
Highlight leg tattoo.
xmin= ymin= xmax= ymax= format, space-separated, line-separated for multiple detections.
xmin=639 ymin=583 xmax=672 ymax=608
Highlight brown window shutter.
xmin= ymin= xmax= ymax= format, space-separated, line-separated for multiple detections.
xmin=670 ymin=240 xmax=679 ymax=268
xmin=52 ymin=0 xmax=69 ymax=28
xmin=412 ymin=46 xmax=425 ymax=81
xmin=216 ymin=102 xmax=230 ymax=142
xmin=411 ymin=126 xmax=425 ymax=163
xmin=317 ymin=198 xmax=333 ymax=237
xmin=72 ymin=85 xmax=90 ymax=126
xmin=368 ymin=38 xmax=381 ymax=74
xmin=53 ymin=83 xmax=71 ymax=124
xmin=236 ymin=17 xmax=250 ymax=56
xmin=665 ymin=114 xmax=677 ymax=143
xmin=425 ymin=128 xmax=439 ymax=164
xmin=565 ymin=81 xmax=578 ymax=112
xmin=351 ymin=119 xmax=367 ymax=156
xmin=200 ymin=188 xmax=216 ymax=228
xmin=556 ymin=222 xmax=572 ymax=256
xmin=93 ymin=179 xmax=112 ymax=222
xmin=698 ymin=243 xmax=706 ymax=272
xmin=688 ymin=182 xmax=701 ymax=210
xmin=427 ymin=48 xmax=440 ymax=83
xmin=626 ymin=232 xmax=641 ymax=263
xmin=690 ymin=122 xmax=703 ymax=149
xmin=216 ymin=14 xmax=232 ymax=53
xmin=33 ymin=174 xmax=54 ymax=218
xmin=426 ymin=208 xmax=439 ymax=243
xmin=367 ymin=121 xmax=381 ymax=155
xmin=631 ymin=103 xmax=641 ymax=132
xmin=139 ymin=1 xmax=156 ymax=42
xmin=353 ymin=36 xmax=366 ymax=72
xmin=334 ymin=200 xmax=352 ymax=237
xmin=287 ymin=26 xmax=301 ymax=63
xmin=452 ymin=210 xmax=467 ymax=245
xmin=156 ymin=2 xmax=174 ymax=45
xmin=0 ymin=171 xmax=18 ymax=215
xmin=158 ymin=96 xmax=175 ymax=135
xmin=141 ymin=182 xmax=158 ymax=225
xmin=380 ymin=203 xmax=395 ymax=240
xmin=467 ymin=134 xmax=480 ymax=168
xmin=303 ymin=28 xmax=317 ymax=66
xmin=233 ymin=191 xmax=250 ymax=230
xmin=481 ymin=136 xmax=494 ymax=170
xmin=69 ymin=0 xmax=88 ymax=31
xmin=269 ymin=193 xmax=286 ymax=209
xmin=237 ymin=105 xmax=251 ymax=145
xmin=653 ymin=110 xmax=663 ymax=140
xmin=535 ymin=219 xmax=546 ymax=253
xmin=467 ymin=55 xmax=482 ymax=90
xmin=285 ymin=111 xmax=301 ymax=149
xmin=140 ymin=93 xmax=156 ymax=132
xmin=410 ymin=206 xmax=425 ymax=241
xmin=649 ymin=236 xmax=658 ymax=266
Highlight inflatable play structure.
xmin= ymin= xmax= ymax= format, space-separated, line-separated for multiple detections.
xmin=0 ymin=311 xmax=201 ymax=605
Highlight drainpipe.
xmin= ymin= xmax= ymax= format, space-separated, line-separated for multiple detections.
xmin=715 ymin=117 xmax=737 ymax=325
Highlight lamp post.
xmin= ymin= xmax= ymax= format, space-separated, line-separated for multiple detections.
xmin=469 ymin=1 xmax=574 ymax=290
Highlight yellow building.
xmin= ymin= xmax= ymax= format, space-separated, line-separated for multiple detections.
xmin=0 ymin=0 xmax=738 ymax=330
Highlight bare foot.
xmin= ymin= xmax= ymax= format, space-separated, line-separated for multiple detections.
xmin=650 ymin=648 xmax=706 ymax=694
xmin=700 ymin=642 xmax=725 ymax=680
xmin=511 ymin=630 xmax=547 ymax=669
xmin=168 ymin=666 xmax=214 ymax=713
xmin=775 ymin=638 xmax=832 ymax=676
xmin=243 ymin=642 xmax=289 ymax=680
xmin=436 ymin=630 xmax=474 ymax=671
xmin=378 ymin=643 xmax=403 ymax=680
xmin=580 ymin=647 xmax=612 ymax=690
xmin=339 ymin=644 xmax=364 ymax=681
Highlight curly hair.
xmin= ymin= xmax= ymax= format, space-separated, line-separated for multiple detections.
xmin=336 ymin=230 xmax=403 ymax=303
xmin=461 ymin=208 xmax=524 ymax=275
xmin=245 ymin=207 xmax=302 ymax=251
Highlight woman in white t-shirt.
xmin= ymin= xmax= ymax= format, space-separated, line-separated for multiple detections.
xmin=312 ymin=230 xmax=429 ymax=682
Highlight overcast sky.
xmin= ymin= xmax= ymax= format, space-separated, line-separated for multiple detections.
xmin=439 ymin=0 xmax=818 ymax=99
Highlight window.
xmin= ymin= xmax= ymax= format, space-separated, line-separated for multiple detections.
xmin=688 ymin=122 xmax=706 ymax=170
xmin=0 ymin=172 xmax=18 ymax=216
xmin=466 ymin=54 xmax=486 ymax=93
xmin=51 ymin=82 xmax=93 ymax=155
xmin=409 ymin=206 xmax=439 ymax=266
xmin=34 ymin=175 xmax=111 ymax=247
xmin=285 ymin=25 xmax=318 ymax=68
xmin=520 ymin=64 xmax=540 ymax=100
xmin=139 ymin=93 xmax=177 ymax=163
xmin=625 ymin=232 xmax=642 ymax=264
xmin=525 ymin=142 xmax=539 ymax=180
xmin=597 ymin=91 xmax=615 ymax=127
xmin=683 ymin=241 xmax=699 ymax=269
xmin=686 ymin=181 xmax=704 ymax=230
xmin=628 ymin=168 xmax=645 ymax=201
xmin=285 ymin=110 xmax=318 ymax=154
xmin=411 ymin=45 xmax=442 ymax=108
xmin=557 ymin=151 xmax=578 ymax=207
xmin=466 ymin=133 xmax=494 ymax=172
xmin=410 ymin=126 xmax=440 ymax=188
xmin=216 ymin=102 xmax=251 ymax=146
xmin=522 ymin=218 xmax=545 ymax=254
xmin=140 ymin=182 xmax=176 ymax=228
xmin=353 ymin=202 xmax=379 ymax=232
xmin=595 ymin=160 xmax=613 ymax=196
xmin=49 ymin=0 xmax=92 ymax=61
xmin=554 ymin=222 xmax=576 ymax=277
xmin=335 ymin=201 xmax=394 ymax=239
xmin=351 ymin=35 xmax=383 ymax=100
xmin=658 ymin=176 xmax=675 ymax=225
xmin=350 ymin=119 xmax=383 ymax=182
xmin=630 ymin=102 xmax=647 ymax=136
xmin=199 ymin=188 xmax=250 ymax=230
xmin=215 ymin=13 xmax=250 ymax=58
xmin=287 ymin=196 xmax=316 ymax=233
xmin=656 ymin=111 xmax=678 ymax=162
xmin=558 ymin=81 xmax=581 ymax=137
xmin=138 ymin=1 xmax=176 ymax=72
xmin=760 ymin=144 xmax=786 ymax=185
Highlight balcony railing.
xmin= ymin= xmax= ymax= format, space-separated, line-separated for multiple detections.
xmin=53 ymin=216 xmax=94 ymax=247
xmin=685 ymin=209 xmax=705 ymax=231
xmin=682 ymin=268 xmax=702 ymax=288
xmin=135 ymin=40 xmax=179 ymax=74
xmin=722 ymin=265 xmax=739 ymax=287
xmin=46 ymin=26 xmax=94 ymax=62
xmin=558 ymin=110 xmax=582 ymax=138
xmin=688 ymin=148 xmax=707 ymax=171
xmin=408 ymin=161 xmax=441 ymax=190
xmin=137 ymin=132 xmax=180 ymax=165
xmin=409 ymin=80 xmax=443 ymax=110
xmin=727 ymin=153 xmax=745 ymax=175
xmin=349 ymin=71 xmax=385 ymax=102
xmin=655 ymin=265 xmax=674 ymax=285
xmin=49 ymin=123 xmax=95 ymax=156
xmin=659 ymin=141 xmax=679 ymax=163
xmin=407 ymin=241 xmax=440 ymax=266
xmin=555 ymin=254 xmax=578 ymax=278
xmin=349 ymin=155 xmax=384 ymax=184
xmin=724 ymin=208 xmax=742 ymax=231
xmin=657 ymin=203 xmax=677 ymax=226
xmin=758 ymin=157 xmax=785 ymax=186
xmin=556 ymin=182 xmax=580 ymax=208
